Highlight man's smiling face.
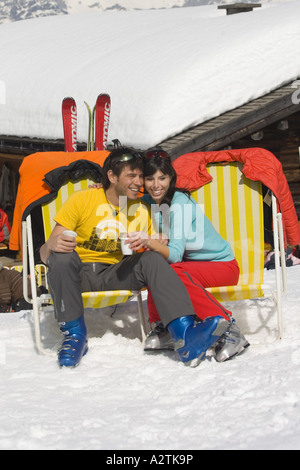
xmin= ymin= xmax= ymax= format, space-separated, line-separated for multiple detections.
xmin=109 ymin=164 xmax=144 ymax=201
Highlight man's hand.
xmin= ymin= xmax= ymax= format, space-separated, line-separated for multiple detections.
xmin=40 ymin=224 xmax=77 ymax=263
xmin=47 ymin=232 xmax=77 ymax=253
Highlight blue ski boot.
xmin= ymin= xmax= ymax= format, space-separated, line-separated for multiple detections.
xmin=167 ymin=315 xmax=229 ymax=367
xmin=58 ymin=316 xmax=88 ymax=368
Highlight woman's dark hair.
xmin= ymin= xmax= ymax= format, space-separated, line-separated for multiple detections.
xmin=143 ymin=153 xmax=190 ymax=206
xmin=102 ymin=147 xmax=144 ymax=190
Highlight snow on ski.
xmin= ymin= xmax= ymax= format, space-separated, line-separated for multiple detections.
xmin=62 ymin=97 xmax=77 ymax=152
xmin=94 ymin=94 xmax=111 ymax=151
xmin=84 ymin=101 xmax=93 ymax=151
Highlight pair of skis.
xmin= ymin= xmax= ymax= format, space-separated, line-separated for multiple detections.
xmin=62 ymin=94 xmax=111 ymax=152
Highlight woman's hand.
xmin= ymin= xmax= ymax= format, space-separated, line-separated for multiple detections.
xmin=126 ymin=231 xmax=149 ymax=252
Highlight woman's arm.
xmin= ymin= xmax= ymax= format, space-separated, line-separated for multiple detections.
xmin=146 ymin=235 xmax=170 ymax=259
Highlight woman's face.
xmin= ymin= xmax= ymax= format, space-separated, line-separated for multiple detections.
xmin=144 ymin=170 xmax=171 ymax=204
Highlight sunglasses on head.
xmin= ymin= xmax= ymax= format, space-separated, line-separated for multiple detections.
xmin=112 ymin=152 xmax=143 ymax=164
xmin=144 ymin=150 xmax=170 ymax=160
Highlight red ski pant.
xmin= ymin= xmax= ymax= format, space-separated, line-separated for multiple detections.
xmin=147 ymin=259 xmax=240 ymax=324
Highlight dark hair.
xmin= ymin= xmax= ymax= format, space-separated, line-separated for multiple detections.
xmin=102 ymin=147 xmax=144 ymax=190
xmin=143 ymin=153 xmax=190 ymax=206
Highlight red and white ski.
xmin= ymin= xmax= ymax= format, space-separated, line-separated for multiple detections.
xmin=62 ymin=97 xmax=77 ymax=152
xmin=94 ymin=94 xmax=111 ymax=150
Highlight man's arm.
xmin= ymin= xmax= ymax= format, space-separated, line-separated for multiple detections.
xmin=40 ymin=223 xmax=77 ymax=264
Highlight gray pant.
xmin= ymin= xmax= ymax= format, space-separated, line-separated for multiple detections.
xmin=47 ymin=250 xmax=195 ymax=326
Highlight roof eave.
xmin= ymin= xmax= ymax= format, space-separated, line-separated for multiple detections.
xmin=159 ymin=80 xmax=300 ymax=160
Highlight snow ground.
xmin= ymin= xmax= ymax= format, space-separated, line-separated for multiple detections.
xmin=0 ymin=265 xmax=299 ymax=450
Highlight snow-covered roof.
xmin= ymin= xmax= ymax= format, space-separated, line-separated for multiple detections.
xmin=0 ymin=1 xmax=300 ymax=150
xmin=160 ymin=80 xmax=300 ymax=157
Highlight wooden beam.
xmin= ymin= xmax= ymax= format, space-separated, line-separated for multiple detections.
xmin=218 ymin=3 xmax=262 ymax=15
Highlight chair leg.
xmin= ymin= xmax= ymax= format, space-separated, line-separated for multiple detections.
xmin=136 ymin=292 xmax=147 ymax=342
xmin=275 ymin=213 xmax=284 ymax=340
xmin=23 ymin=219 xmax=55 ymax=356
xmin=32 ymin=301 xmax=56 ymax=356
xmin=272 ymin=196 xmax=284 ymax=340
xmin=277 ymin=213 xmax=287 ymax=295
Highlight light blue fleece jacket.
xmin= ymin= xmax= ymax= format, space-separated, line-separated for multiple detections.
xmin=142 ymin=191 xmax=234 ymax=264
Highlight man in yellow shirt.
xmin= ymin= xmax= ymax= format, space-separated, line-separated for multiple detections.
xmin=40 ymin=147 xmax=229 ymax=368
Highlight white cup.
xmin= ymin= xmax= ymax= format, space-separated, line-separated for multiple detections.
xmin=120 ymin=234 xmax=133 ymax=255
xmin=63 ymin=230 xmax=77 ymax=239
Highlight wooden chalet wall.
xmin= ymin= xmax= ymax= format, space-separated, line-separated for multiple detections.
xmin=230 ymin=110 xmax=300 ymax=220
xmin=0 ymin=137 xmax=85 ymax=227
xmin=0 ymin=153 xmax=22 ymax=225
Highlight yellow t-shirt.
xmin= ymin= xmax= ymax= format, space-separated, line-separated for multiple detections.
xmin=54 ymin=188 xmax=156 ymax=263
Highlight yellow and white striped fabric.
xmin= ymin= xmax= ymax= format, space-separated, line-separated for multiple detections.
xmin=42 ymin=179 xmax=95 ymax=238
xmin=41 ymin=179 xmax=134 ymax=309
xmin=7 ymin=264 xmax=47 ymax=288
xmin=191 ymin=162 xmax=264 ymax=302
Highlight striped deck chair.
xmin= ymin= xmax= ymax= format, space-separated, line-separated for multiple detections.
xmin=191 ymin=162 xmax=286 ymax=339
xmin=22 ymin=178 xmax=147 ymax=356
xmin=7 ymin=264 xmax=47 ymax=288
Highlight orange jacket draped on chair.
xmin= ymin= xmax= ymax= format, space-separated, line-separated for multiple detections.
xmin=9 ymin=150 xmax=109 ymax=251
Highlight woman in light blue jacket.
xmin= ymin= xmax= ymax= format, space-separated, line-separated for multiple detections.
xmin=130 ymin=150 xmax=249 ymax=362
